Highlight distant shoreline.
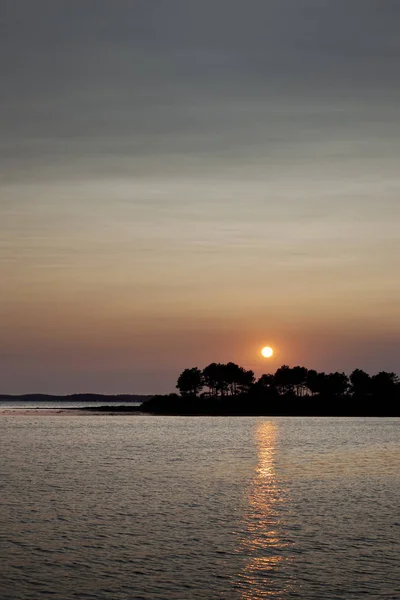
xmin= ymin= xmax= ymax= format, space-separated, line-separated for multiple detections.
xmin=0 ymin=407 xmax=146 ymax=416
xmin=0 ymin=394 xmax=151 ymax=402
xmin=1 ymin=392 xmax=399 ymax=418
xmin=1 ymin=405 xmax=398 ymax=417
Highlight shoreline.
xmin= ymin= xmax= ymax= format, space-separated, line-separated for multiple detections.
xmin=1 ymin=407 xmax=398 ymax=417
xmin=0 ymin=407 xmax=146 ymax=416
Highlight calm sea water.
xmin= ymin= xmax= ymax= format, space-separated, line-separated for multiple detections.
xmin=1 ymin=416 xmax=399 ymax=599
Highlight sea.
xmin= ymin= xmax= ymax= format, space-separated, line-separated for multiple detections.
xmin=1 ymin=415 xmax=399 ymax=599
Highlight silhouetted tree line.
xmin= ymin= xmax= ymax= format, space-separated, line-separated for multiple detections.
xmin=142 ymin=363 xmax=400 ymax=416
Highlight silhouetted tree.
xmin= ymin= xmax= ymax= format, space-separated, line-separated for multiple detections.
xmin=258 ymin=373 xmax=275 ymax=389
xmin=274 ymin=365 xmax=294 ymax=395
xmin=202 ymin=362 xmax=255 ymax=397
xmin=350 ymin=369 xmax=371 ymax=397
xmin=325 ymin=372 xmax=348 ymax=397
xmin=202 ymin=363 xmax=219 ymax=396
xmin=371 ymin=371 xmax=399 ymax=397
xmin=274 ymin=365 xmax=308 ymax=396
xmin=224 ymin=362 xmax=242 ymax=396
xmin=236 ymin=367 xmax=255 ymax=394
xmin=202 ymin=363 xmax=229 ymax=397
xmin=252 ymin=373 xmax=279 ymax=406
xmin=306 ymin=369 xmax=323 ymax=395
xmin=167 ymin=362 xmax=399 ymax=416
xmin=176 ymin=367 xmax=203 ymax=397
xmin=291 ymin=366 xmax=308 ymax=397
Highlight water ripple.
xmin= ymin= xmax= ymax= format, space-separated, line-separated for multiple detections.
xmin=0 ymin=416 xmax=399 ymax=599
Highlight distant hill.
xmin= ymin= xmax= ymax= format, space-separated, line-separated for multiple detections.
xmin=0 ymin=394 xmax=152 ymax=403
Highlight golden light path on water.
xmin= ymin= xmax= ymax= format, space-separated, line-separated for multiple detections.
xmin=238 ymin=421 xmax=293 ymax=599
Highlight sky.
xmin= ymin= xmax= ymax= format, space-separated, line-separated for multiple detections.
xmin=1 ymin=0 xmax=400 ymax=394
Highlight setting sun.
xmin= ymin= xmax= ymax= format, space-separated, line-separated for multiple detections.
xmin=261 ymin=346 xmax=274 ymax=358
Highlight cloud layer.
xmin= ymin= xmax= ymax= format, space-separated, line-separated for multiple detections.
xmin=1 ymin=1 xmax=400 ymax=392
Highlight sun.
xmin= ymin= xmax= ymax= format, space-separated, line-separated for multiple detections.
xmin=261 ymin=346 xmax=274 ymax=358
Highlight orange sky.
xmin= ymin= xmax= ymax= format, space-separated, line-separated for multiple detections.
xmin=1 ymin=2 xmax=400 ymax=392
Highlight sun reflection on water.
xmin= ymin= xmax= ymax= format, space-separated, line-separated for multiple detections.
xmin=236 ymin=421 xmax=293 ymax=599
